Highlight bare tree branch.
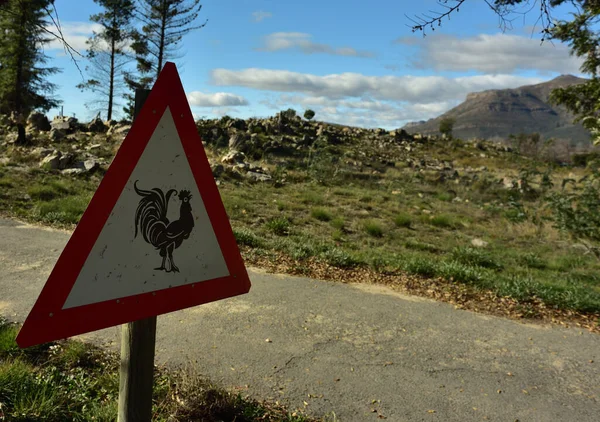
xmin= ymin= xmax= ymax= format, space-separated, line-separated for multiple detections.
xmin=409 ymin=0 xmax=555 ymax=39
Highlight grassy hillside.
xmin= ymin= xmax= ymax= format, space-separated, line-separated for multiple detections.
xmin=0 ymin=112 xmax=599 ymax=331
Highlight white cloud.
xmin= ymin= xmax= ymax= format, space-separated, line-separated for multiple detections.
xmin=258 ymin=32 xmax=375 ymax=58
xmin=211 ymin=68 xmax=542 ymax=103
xmin=46 ymin=22 xmax=103 ymax=52
xmin=187 ymin=91 xmax=249 ymax=107
xmin=272 ymin=94 xmax=459 ymax=129
xmin=395 ymin=33 xmax=583 ymax=74
xmin=252 ymin=11 xmax=272 ymax=22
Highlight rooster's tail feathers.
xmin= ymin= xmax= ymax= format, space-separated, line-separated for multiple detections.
xmin=134 ymin=180 xmax=177 ymax=247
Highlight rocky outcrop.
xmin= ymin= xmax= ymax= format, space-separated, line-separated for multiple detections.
xmin=27 ymin=112 xmax=51 ymax=132
xmin=87 ymin=117 xmax=107 ymax=133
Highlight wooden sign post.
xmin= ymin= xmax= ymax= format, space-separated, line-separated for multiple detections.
xmin=117 ymin=89 xmax=156 ymax=422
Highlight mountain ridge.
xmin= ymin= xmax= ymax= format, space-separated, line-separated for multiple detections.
xmin=403 ymin=75 xmax=591 ymax=144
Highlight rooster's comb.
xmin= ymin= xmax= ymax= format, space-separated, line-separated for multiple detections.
xmin=178 ymin=189 xmax=192 ymax=200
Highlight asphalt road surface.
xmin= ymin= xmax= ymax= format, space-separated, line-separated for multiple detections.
xmin=1 ymin=218 xmax=599 ymax=421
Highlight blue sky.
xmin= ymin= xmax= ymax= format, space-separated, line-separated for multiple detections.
xmin=45 ymin=0 xmax=583 ymax=128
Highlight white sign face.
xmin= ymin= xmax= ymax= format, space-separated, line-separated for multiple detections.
xmin=63 ymin=107 xmax=229 ymax=309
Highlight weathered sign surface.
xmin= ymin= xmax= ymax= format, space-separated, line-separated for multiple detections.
xmin=17 ymin=62 xmax=251 ymax=348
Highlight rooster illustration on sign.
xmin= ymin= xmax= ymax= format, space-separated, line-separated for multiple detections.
xmin=134 ymin=181 xmax=195 ymax=273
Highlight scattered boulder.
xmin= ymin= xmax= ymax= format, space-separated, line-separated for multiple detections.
xmin=228 ymin=133 xmax=244 ymax=151
xmin=211 ymin=163 xmax=225 ymax=177
xmin=27 ymin=112 xmax=51 ymax=131
xmin=87 ymin=117 xmax=107 ymax=133
xmin=51 ymin=116 xmax=78 ymax=132
xmin=59 ymin=153 xmax=74 ymax=169
xmin=40 ymin=151 xmax=62 ymax=170
xmin=471 ymin=238 xmax=489 ymax=248
xmin=32 ymin=147 xmax=55 ymax=158
xmin=49 ymin=129 xmax=66 ymax=142
xmin=501 ymin=177 xmax=515 ymax=189
xmin=227 ymin=118 xmax=247 ymax=131
xmin=83 ymin=159 xmax=99 ymax=172
xmin=62 ymin=168 xmax=84 ymax=176
xmin=221 ymin=150 xmax=246 ymax=164
xmin=107 ymin=122 xmax=131 ymax=137
xmin=245 ymin=171 xmax=272 ymax=182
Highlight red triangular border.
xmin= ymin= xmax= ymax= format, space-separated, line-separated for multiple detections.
xmin=17 ymin=63 xmax=251 ymax=348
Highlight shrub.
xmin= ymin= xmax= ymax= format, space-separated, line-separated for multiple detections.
xmin=430 ymin=214 xmax=456 ymax=229
xmin=436 ymin=192 xmax=453 ymax=202
xmin=281 ymin=108 xmax=297 ymax=120
xmin=363 ymin=220 xmax=384 ymax=237
xmin=321 ymin=248 xmax=359 ymax=268
xmin=311 ymin=207 xmax=332 ymax=222
xmin=439 ymin=117 xmax=455 ymax=138
xmin=394 ymin=213 xmax=412 ymax=228
xmin=265 ymin=217 xmax=291 ymax=236
xmin=332 ymin=229 xmax=344 ymax=241
xmin=397 ymin=256 xmax=438 ymax=278
xmin=331 ymin=217 xmax=345 ymax=230
xmin=304 ymin=109 xmax=315 ymax=121
xmin=438 ymin=261 xmax=485 ymax=284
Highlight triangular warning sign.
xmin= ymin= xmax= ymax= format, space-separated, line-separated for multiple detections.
xmin=17 ymin=63 xmax=251 ymax=348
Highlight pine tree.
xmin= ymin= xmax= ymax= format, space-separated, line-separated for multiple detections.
xmin=0 ymin=0 xmax=60 ymax=144
xmin=77 ymin=0 xmax=135 ymax=121
xmin=124 ymin=0 xmax=206 ymax=118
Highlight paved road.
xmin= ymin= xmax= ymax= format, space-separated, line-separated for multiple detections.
xmin=1 ymin=218 xmax=599 ymax=421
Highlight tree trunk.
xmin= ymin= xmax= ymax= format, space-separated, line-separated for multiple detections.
xmin=16 ymin=123 xmax=27 ymax=145
xmin=108 ymin=36 xmax=116 ymax=121
xmin=13 ymin=8 xmax=27 ymax=146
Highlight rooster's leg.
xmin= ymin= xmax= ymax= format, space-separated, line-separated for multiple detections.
xmin=155 ymin=253 xmax=167 ymax=271
xmin=169 ymin=249 xmax=179 ymax=273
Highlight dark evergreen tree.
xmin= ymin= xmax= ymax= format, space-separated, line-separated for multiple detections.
xmin=0 ymin=0 xmax=60 ymax=144
xmin=77 ymin=0 xmax=135 ymax=121
xmin=124 ymin=0 xmax=206 ymax=118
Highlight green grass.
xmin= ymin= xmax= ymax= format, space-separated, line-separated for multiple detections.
xmin=0 ymin=320 xmax=320 ymax=422
xmin=519 ymin=252 xmax=547 ymax=269
xmin=429 ymin=214 xmax=456 ymax=229
xmin=301 ymin=191 xmax=326 ymax=205
xmin=0 ymin=178 xmax=13 ymax=188
xmin=330 ymin=217 xmax=345 ymax=230
xmin=394 ymin=213 xmax=412 ymax=228
xmin=234 ymin=227 xmax=264 ymax=248
xmin=265 ymin=217 xmax=291 ymax=236
xmin=33 ymin=195 xmax=92 ymax=225
xmin=436 ymin=192 xmax=453 ymax=202
xmin=311 ymin=207 xmax=333 ymax=222
xmin=451 ymin=246 xmax=503 ymax=270
xmin=363 ymin=220 xmax=384 ymax=238
xmin=404 ymin=239 xmax=440 ymax=253
xmin=27 ymin=181 xmax=71 ymax=201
